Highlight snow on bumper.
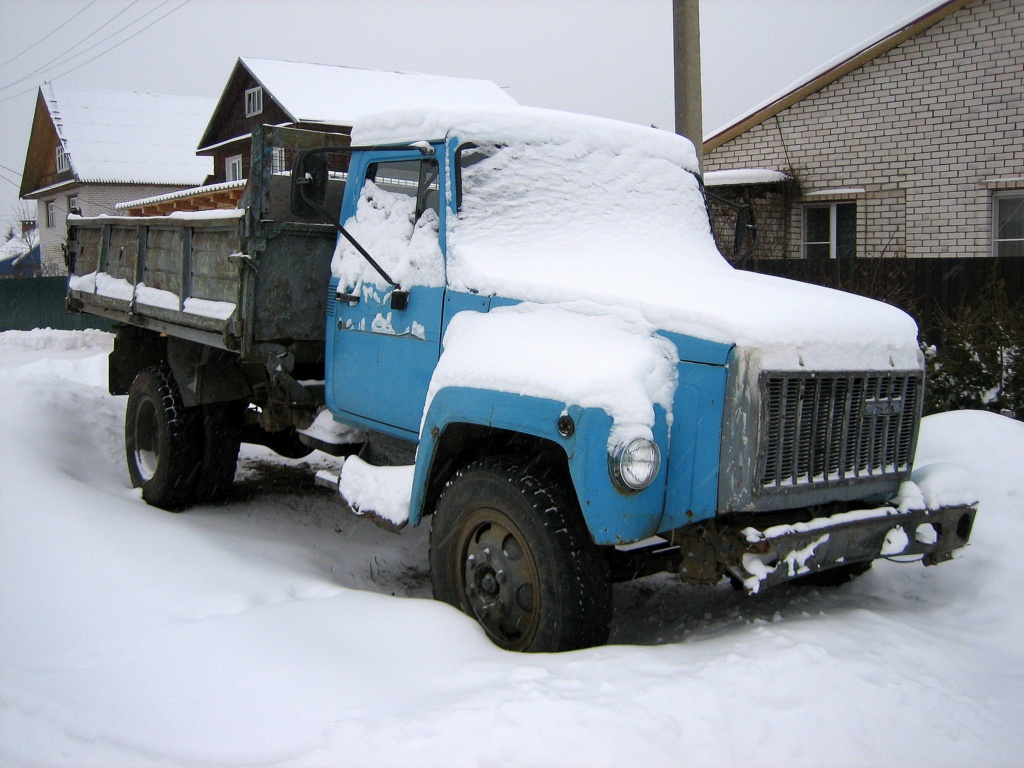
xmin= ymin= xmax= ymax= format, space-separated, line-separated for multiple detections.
xmin=730 ymin=502 xmax=977 ymax=594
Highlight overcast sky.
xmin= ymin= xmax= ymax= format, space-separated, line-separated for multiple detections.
xmin=0 ymin=0 xmax=936 ymax=233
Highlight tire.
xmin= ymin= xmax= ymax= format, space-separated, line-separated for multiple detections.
xmin=791 ymin=560 xmax=873 ymax=588
xmin=194 ymin=400 xmax=243 ymax=503
xmin=125 ymin=367 xmax=201 ymax=511
xmin=430 ymin=458 xmax=612 ymax=652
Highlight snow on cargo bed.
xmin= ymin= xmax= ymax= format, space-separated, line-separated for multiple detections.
xmin=355 ymin=106 xmax=920 ymax=371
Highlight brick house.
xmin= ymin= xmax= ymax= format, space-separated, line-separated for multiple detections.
xmin=703 ymin=0 xmax=1024 ymax=264
xmin=19 ymin=83 xmax=215 ymax=274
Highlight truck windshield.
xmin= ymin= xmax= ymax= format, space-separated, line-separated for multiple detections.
xmin=450 ymin=138 xmax=729 ymax=300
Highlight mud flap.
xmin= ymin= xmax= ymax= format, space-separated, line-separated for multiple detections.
xmin=727 ymin=503 xmax=977 ymax=593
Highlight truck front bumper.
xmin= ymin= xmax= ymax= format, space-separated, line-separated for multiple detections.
xmin=722 ymin=503 xmax=976 ymax=593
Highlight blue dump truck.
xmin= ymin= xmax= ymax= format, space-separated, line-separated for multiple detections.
xmin=66 ymin=107 xmax=975 ymax=652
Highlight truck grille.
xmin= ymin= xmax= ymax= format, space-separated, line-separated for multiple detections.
xmin=756 ymin=371 xmax=921 ymax=493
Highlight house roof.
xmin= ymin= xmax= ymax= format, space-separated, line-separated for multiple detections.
xmin=41 ymin=82 xmax=215 ymax=185
xmin=704 ymin=0 xmax=973 ymax=151
xmin=197 ymin=57 xmax=517 ymax=151
xmin=0 ymin=230 xmax=39 ymax=265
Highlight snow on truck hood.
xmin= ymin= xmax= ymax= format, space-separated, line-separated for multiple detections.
xmin=351 ymin=106 xmax=921 ymax=372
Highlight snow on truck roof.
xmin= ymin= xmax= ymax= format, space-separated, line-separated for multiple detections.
xmin=351 ymin=105 xmax=701 ymax=172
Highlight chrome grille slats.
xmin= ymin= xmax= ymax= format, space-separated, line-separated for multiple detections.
xmin=755 ymin=370 xmax=921 ymax=494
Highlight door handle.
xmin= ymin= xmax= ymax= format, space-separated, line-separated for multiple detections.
xmin=335 ymin=291 xmax=360 ymax=305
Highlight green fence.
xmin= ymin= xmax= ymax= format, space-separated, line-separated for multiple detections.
xmin=0 ymin=276 xmax=113 ymax=332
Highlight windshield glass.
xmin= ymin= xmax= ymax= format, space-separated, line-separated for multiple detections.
xmin=448 ymin=137 xmax=729 ymax=301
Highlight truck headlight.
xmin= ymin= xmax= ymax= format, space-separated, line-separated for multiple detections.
xmin=611 ymin=438 xmax=661 ymax=492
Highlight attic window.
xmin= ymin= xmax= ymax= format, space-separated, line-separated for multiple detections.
xmin=55 ymin=144 xmax=70 ymax=173
xmin=245 ymin=86 xmax=263 ymax=117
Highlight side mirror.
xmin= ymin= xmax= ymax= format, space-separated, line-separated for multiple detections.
xmin=290 ymin=150 xmax=329 ymax=218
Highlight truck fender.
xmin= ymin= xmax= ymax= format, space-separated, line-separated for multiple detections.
xmin=412 ymin=386 xmax=671 ymax=546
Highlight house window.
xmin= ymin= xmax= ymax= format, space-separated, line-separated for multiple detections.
xmin=271 ymin=146 xmax=286 ymax=174
xmin=245 ymin=86 xmax=263 ymax=118
xmin=46 ymin=200 xmax=56 ymax=228
xmin=226 ymin=154 xmax=243 ymax=182
xmin=55 ymin=144 xmax=70 ymax=173
xmin=804 ymin=202 xmax=856 ymax=259
xmin=67 ymin=195 xmax=79 ymax=214
xmin=994 ymin=192 xmax=1024 ymax=258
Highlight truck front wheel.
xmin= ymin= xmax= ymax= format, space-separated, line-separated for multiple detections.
xmin=430 ymin=458 xmax=612 ymax=652
xmin=125 ymin=367 xmax=201 ymax=511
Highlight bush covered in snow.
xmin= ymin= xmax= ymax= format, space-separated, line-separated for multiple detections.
xmin=923 ymin=278 xmax=1024 ymax=417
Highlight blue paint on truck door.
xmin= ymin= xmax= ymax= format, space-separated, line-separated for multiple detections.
xmin=325 ymin=151 xmax=446 ymax=438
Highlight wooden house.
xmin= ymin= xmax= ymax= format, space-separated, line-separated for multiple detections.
xmin=194 ymin=57 xmax=517 ymax=186
xmin=19 ymin=83 xmax=215 ymax=274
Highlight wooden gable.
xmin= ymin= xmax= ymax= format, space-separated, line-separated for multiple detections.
xmin=197 ymin=60 xmax=293 ymax=155
xmin=20 ymin=90 xmax=75 ymax=199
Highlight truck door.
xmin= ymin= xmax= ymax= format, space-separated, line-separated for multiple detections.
xmin=326 ymin=152 xmax=445 ymax=437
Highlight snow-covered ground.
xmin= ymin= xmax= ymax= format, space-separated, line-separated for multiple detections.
xmin=1 ymin=329 xmax=1021 ymax=767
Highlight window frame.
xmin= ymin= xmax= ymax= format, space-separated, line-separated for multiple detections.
xmin=244 ymin=86 xmax=263 ymax=118
xmin=67 ymin=194 xmax=79 ymax=214
xmin=993 ymin=191 xmax=1024 ymax=258
xmin=802 ymin=201 xmax=857 ymax=259
xmin=271 ymin=146 xmax=286 ymax=174
xmin=45 ymin=200 xmax=56 ymax=228
xmin=226 ymin=154 xmax=243 ymax=182
xmin=55 ymin=144 xmax=70 ymax=174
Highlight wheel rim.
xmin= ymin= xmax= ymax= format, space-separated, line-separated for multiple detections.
xmin=132 ymin=398 xmax=160 ymax=483
xmin=457 ymin=508 xmax=541 ymax=651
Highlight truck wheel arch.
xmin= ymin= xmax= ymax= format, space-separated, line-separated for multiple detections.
xmin=419 ymin=422 xmax=572 ymax=524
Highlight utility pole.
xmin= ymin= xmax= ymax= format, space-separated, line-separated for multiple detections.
xmin=673 ymin=0 xmax=704 ymax=170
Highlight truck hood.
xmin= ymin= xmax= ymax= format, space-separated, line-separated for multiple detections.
xmin=450 ymin=237 xmax=921 ymax=372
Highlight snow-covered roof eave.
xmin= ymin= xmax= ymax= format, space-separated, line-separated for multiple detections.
xmin=704 ymin=0 xmax=970 ymax=149
xmin=116 ymin=179 xmax=247 ymax=210
xmin=704 ymin=169 xmax=791 ymax=187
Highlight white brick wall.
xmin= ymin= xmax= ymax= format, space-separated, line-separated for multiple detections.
xmin=704 ymin=0 xmax=1024 ymax=259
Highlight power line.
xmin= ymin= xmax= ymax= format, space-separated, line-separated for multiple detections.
xmin=1 ymin=0 xmax=159 ymax=93
xmin=0 ymin=0 xmax=149 ymax=92
xmin=0 ymin=0 xmax=192 ymax=105
xmin=0 ymin=163 xmax=24 ymax=179
xmin=0 ymin=0 xmax=101 ymax=71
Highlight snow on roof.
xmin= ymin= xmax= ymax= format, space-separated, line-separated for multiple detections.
xmin=115 ymin=179 xmax=246 ymax=210
xmin=240 ymin=58 xmax=517 ymax=127
xmin=44 ymin=83 xmax=215 ymax=185
xmin=351 ymin=105 xmax=700 ymax=171
xmin=704 ymin=169 xmax=790 ymax=187
xmin=235 ymin=58 xmax=516 ymax=128
xmin=705 ymin=0 xmax=961 ymax=143
xmin=0 ymin=234 xmax=38 ymax=264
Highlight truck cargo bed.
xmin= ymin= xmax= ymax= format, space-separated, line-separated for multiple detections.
xmin=66 ymin=212 xmax=337 ymax=365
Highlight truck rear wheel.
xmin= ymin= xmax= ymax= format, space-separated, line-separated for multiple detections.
xmin=194 ymin=400 xmax=243 ymax=503
xmin=125 ymin=367 xmax=202 ymax=511
xmin=430 ymin=458 xmax=612 ymax=652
